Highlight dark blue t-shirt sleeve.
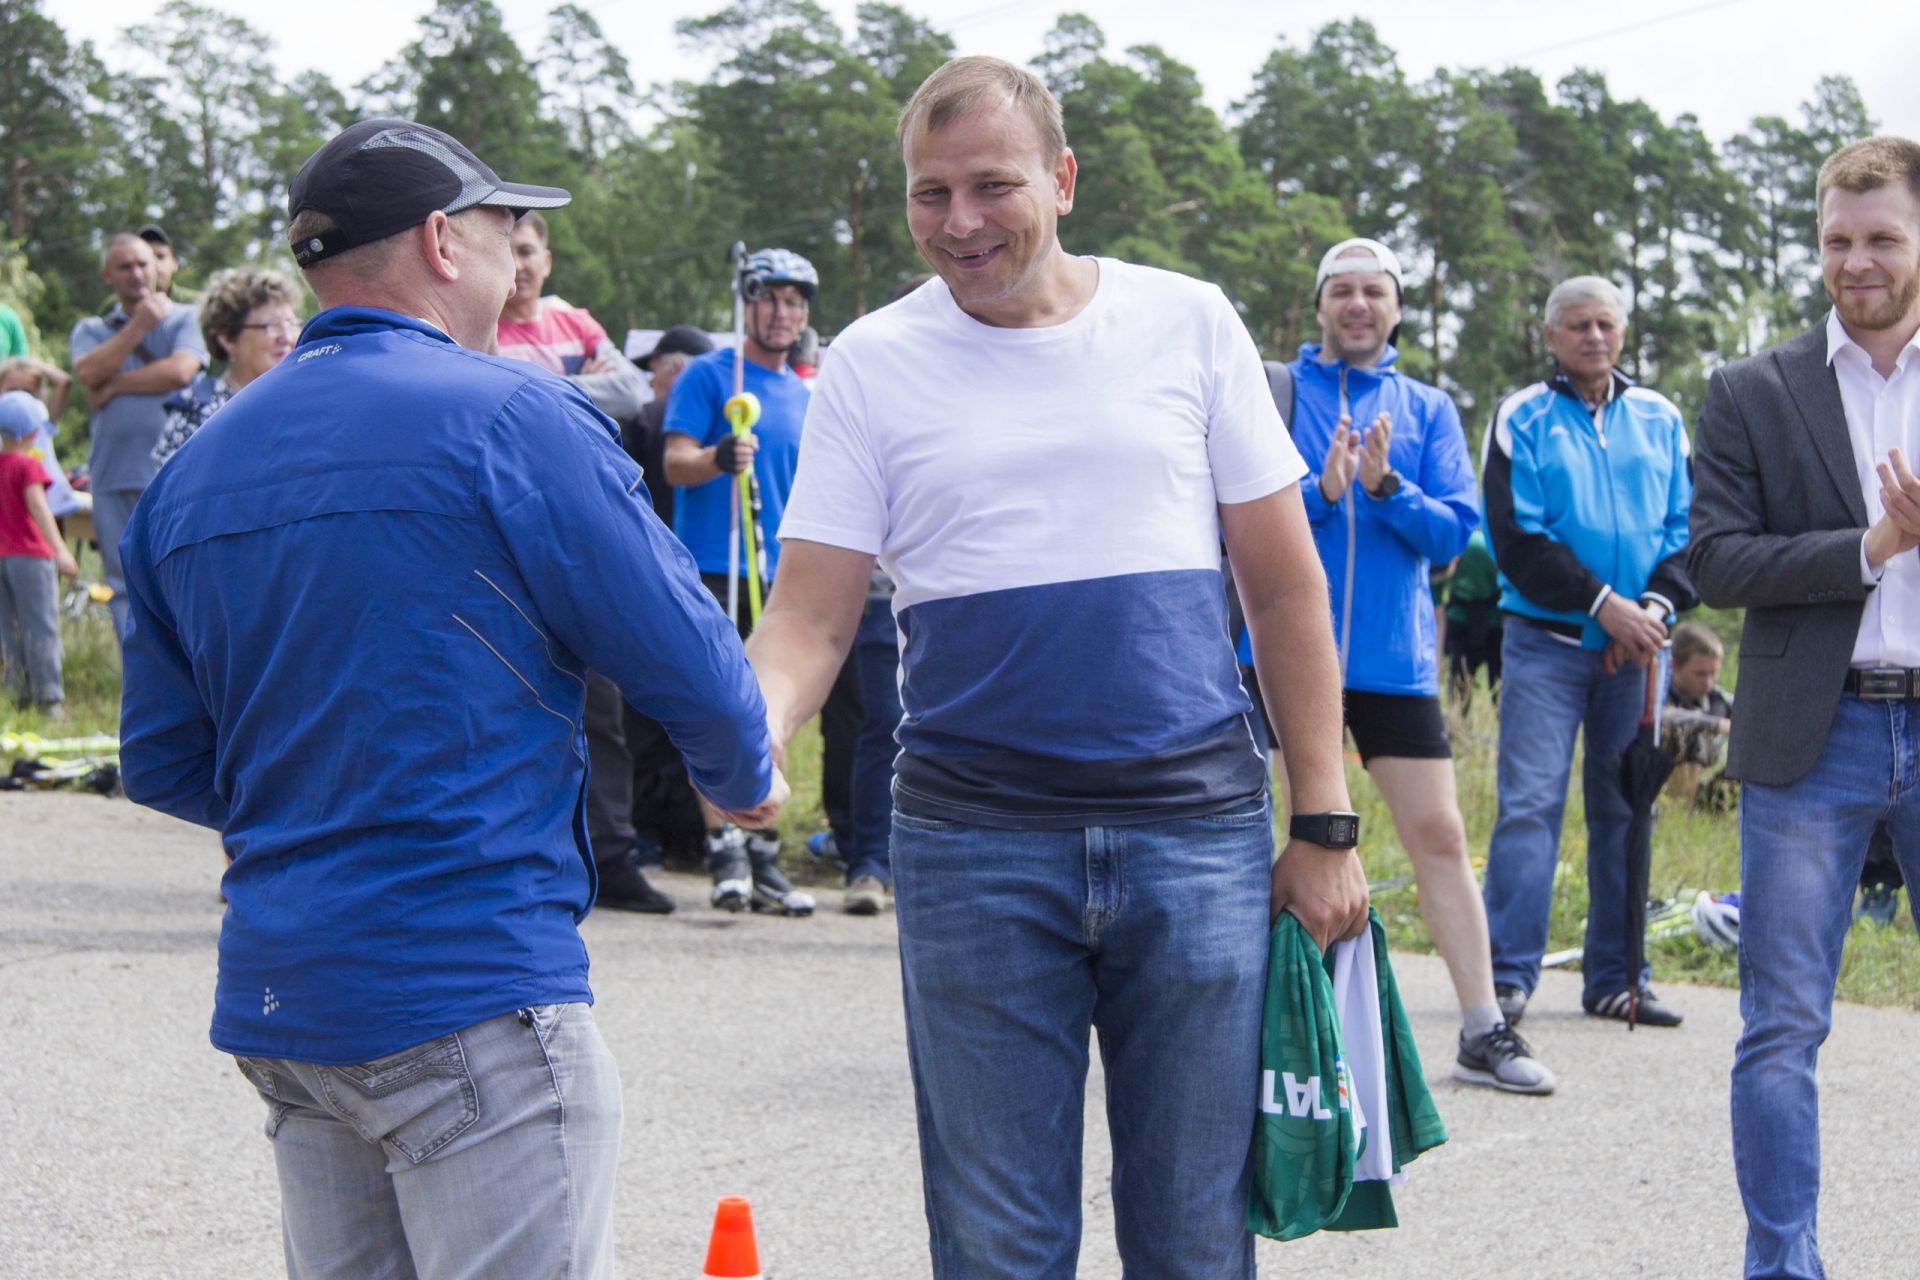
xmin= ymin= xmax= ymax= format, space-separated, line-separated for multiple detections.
xmin=477 ymin=379 xmax=772 ymax=812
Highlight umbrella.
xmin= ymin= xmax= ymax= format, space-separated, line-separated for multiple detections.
xmin=1618 ymin=656 xmax=1675 ymax=1030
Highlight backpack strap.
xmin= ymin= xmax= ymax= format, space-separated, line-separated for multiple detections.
xmin=1263 ymin=359 xmax=1295 ymax=433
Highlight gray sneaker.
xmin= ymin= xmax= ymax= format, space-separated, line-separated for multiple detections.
xmin=1495 ymin=983 xmax=1529 ymax=1026
xmin=1455 ymin=1022 xmax=1556 ymax=1095
xmin=844 ymin=874 xmax=888 ymax=916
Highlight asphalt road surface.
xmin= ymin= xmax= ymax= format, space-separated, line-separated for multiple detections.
xmin=2 ymin=792 xmax=1912 ymax=1278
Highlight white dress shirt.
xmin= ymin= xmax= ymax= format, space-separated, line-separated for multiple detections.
xmin=1828 ymin=309 xmax=1920 ymax=666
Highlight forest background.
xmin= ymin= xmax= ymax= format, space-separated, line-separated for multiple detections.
xmin=0 ymin=0 xmax=1889 ymax=450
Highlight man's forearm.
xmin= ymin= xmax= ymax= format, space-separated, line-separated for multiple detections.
xmin=106 ymin=354 xmax=199 ymax=398
xmin=72 ymin=327 xmax=146 ymax=388
xmin=745 ymin=607 xmax=859 ymax=746
xmin=742 ymin=542 xmax=874 ymax=747
xmin=663 ymin=434 xmax=727 ymax=487
xmin=570 ymin=341 xmax=647 ymax=419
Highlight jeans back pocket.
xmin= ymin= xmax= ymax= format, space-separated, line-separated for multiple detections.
xmin=318 ymin=1034 xmax=479 ymax=1164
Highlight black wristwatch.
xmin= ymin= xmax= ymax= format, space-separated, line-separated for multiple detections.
xmin=1366 ymin=470 xmax=1401 ymax=500
xmin=1289 ymin=811 xmax=1361 ymax=849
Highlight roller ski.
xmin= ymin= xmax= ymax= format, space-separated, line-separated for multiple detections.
xmin=705 ymin=826 xmax=753 ymax=912
xmin=746 ymin=830 xmax=815 ymax=916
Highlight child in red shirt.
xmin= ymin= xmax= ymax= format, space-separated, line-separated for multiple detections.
xmin=0 ymin=391 xmax=78 ymax=716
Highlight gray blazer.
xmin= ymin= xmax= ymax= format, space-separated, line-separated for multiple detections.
xmin=1688 ymin=324 xmax=1874 ymax=787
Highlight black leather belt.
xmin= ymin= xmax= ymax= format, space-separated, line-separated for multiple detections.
xmin=1843 ymin=667 xmax=1920 ymax=699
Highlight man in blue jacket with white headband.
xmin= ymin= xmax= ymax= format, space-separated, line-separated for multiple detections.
xmin=1274 ymin=237 xmax=1553 ymax=1093
xmin=118 ymin=118 xmax=786 ymax=1278
xmin=1480 ymin=273 xmax=1696 ymax=1035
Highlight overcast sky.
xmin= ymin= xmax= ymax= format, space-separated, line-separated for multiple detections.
xmin=61 ymin=0 xmax=1920 ymax=146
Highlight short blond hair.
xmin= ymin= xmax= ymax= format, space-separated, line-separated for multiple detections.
xmin=897 ymin=56 xmax=1066 ymax=165
xmin=1816 ymin=135 xmax=1920 ymax=222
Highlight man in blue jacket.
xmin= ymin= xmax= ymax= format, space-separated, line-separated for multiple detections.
xmin=118 ymin=118 xmax=785 ymax=1278
xmin=1480 ymin=274 xmax=1696 ymax=1032
xmin=1280 ymin=238 xmax=1553 ymax=1093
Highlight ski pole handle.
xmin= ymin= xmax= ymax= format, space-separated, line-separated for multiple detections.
xmin=724 ymin=392 xmax=761 ymax=435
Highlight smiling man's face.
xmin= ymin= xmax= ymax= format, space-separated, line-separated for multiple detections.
xmin=904 ymin=100 xmax=1076 ymax=326
xmin=1821 ymin=182 xmax=1920 ymax=337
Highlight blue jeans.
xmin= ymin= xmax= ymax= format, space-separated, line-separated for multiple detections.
xmin=235 ymin=1004 xmax=622 ymax=1279
xmin=848 ymin=596 xmax=902 ymax=885
xmin=1483 ymin=621 xmax=1666 ymax=1001
xmin=1734 ymin=697 xmax=1920 ymax=1279
xmin=891 ymin=798 xmax=1273 ymax=1279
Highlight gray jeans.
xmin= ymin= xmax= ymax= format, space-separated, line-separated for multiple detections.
xmin=235 ymin=1003 xmax=622 ymax=1279
xmin=0 ymin=554 xmax=62 ymax=705
xmin=90 ymin=486 xmax=140 ymax=641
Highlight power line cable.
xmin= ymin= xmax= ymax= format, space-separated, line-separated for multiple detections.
xmin=1503 ymin=0 xmax=1753 ymax=62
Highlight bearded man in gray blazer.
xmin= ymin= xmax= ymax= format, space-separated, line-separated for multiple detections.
xmin=1689 ymin=135 xmax=1920 ymax=1280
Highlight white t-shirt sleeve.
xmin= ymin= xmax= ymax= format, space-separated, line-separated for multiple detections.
xmin=778 ymin=344 xmax=888 ymax=555
xmin=1204 ymin=289 xmax=1306 ymax=505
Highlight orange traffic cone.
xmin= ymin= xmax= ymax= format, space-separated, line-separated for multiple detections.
xmin=701 ymin=1196 xmax=762 ymax=1279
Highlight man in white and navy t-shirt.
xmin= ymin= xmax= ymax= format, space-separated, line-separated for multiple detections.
xmin=746 ymin=57 xmax=1368 ymax=1276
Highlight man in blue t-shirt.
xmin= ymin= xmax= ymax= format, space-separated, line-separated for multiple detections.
xmin=663 ymin=247 xmax=819 ymax=916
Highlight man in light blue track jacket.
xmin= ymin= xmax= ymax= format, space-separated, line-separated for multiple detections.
xmin=1277 ymin=237 xmax=1554 ymax=1094
xmin=1480 ymin=273 xmax=1697 ymax=1037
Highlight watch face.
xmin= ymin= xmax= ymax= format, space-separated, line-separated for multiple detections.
xmin=1329 ymin=814 xmax=1359 ymax=845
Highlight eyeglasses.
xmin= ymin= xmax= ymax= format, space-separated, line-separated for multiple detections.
xmin=239 ymin=319 xmax=302 ymax=336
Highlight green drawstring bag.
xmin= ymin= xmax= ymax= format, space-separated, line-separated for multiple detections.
xmin=1246 ymin=912 xmax=1357 ymax=1241
xmin=1248 ymin=910 xmax=1448 ymax=1241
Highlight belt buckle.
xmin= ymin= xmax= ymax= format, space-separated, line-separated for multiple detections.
xmin=1857 ymin=668 xmax=1910 ymax=699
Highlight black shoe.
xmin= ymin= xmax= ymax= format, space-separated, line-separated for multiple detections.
xmin=1495 ymin=983 xmax=1529 ymax=1026
xmin=1584 ymin=986 xmax=1683 ymax=1027
xmin=595 ymin=850 xmax=675 ymax=914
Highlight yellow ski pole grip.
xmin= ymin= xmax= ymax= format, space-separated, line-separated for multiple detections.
xmin=723 ymin=391 xmax=762 ymax=434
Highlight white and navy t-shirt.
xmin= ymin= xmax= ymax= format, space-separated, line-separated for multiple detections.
xmin=781 ymin=259 xmax=1307 ymax=828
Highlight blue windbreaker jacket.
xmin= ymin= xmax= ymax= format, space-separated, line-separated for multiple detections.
xmin=119 ymin=308 xmax=772 ymax=1064
xmin=1239 ymin=344 xmax=1477 ymax=696
xmin=1479 ymin=369 xmax=1696 ymax=649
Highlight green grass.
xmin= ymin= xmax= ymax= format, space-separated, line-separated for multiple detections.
xmin=1356 ymin=670 xmax=1918 ymax=1011
xmin=3 ymin=541 xmax=121 ymax=740
xmin=26 ymin=570 xmax=1915 ymax=1010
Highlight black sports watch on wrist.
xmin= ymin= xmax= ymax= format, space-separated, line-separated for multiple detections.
xmin=1366 ymin=470 xmax=1401 ymax=500
xmin=1289 ymin=811 xmax=1361 ymax=849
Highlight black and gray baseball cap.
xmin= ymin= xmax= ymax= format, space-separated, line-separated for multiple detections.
xmin=287 ymin=118 xmax=570 ymax=268
xmin=635 ymin=324 xmax=716 ymax=371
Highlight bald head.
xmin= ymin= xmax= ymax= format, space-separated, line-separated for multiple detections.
xmin=99 ymin=234 xmax=158 ymax=308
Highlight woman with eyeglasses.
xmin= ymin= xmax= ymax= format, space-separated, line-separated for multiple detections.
xmin=153 ymin=269 xmax=302 ymax=467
